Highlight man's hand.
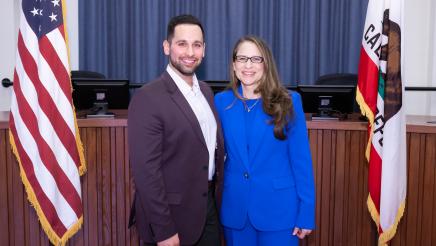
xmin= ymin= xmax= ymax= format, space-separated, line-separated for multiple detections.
xmin=292 ymin=227 xmax=312 ymax=239
xmin=157 ymin=233 xmax=180 ymax=246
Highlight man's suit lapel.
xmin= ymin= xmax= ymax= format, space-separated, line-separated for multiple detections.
xmin=161 ymin=72 xmax=207 ymax=148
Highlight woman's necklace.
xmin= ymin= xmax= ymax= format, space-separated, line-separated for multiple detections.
xmin=243 ymin=99 xmax=260 ymax=112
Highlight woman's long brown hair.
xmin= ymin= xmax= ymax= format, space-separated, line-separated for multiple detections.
xmin=229 ymin=36 xmax=294 ymax=140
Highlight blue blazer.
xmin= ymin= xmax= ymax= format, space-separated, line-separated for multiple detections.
xmin=214 ymin=89 xmax=315 ymax=231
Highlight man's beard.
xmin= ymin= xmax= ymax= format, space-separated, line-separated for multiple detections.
xmin=169 ymin=57 xmax=200 ymax=76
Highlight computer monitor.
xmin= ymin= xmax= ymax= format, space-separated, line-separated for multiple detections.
xmin=296 ymin=84 xmax=356 ymax=119
xmin=72 ymin=78 xmax=130 ymax=117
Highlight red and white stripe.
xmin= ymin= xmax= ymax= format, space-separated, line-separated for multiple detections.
xmin=9 ymin=7 xmax=84 ymax=243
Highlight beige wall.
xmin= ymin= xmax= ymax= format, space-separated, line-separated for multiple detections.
xmin=403 ymin=0 xmax=436 ymax=115
xmin=0 ymin=0 xmax=18 ymax=111
xmin=430 ymin=0 xmax=436 ymax=115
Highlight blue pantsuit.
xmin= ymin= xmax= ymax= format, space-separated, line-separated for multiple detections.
xmin=214 ymin=89 xmax=315 ymax=245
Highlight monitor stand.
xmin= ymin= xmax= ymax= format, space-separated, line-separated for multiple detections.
xmin=311 ymin=113 xmax=339 ymax=121
xmin=311 ymin=109 xmax=346 ymax=121
xmin=86 ymin=101 xmax=114 ymax=118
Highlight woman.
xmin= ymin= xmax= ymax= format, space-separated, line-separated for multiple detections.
xmin=214 ymin=36 xmax=315 ymax=245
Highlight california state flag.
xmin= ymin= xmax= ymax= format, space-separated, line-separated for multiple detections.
xmin=356 ymin=0 xmax=406 ymax=245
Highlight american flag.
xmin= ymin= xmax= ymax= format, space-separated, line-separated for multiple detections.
xmin=9 ymin=0 xmax=86 ymax=245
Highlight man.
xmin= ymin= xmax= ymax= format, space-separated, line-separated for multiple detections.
xmin=128 ymin=14 xmax=224 ymax=246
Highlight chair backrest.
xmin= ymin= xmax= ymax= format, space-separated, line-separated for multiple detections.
xmin=314 ymin=73 xmax=359 ymax=113
xmin=71 ymin=70 xmax=106 ymax=79
xmin=315 ymin=73 xmax=357 ymax=86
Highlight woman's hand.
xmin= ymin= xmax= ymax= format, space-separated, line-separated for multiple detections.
xmin=292 ymin=227 xmax=312 ymax=239
xmin=157 ymin=233 xmax=180 ymax=246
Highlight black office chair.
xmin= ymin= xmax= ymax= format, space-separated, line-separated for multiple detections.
xmin=315 ymin=73 xmax=357 ymax=86
xmin=203 ymin=80 xmax=229 ymax=94
xmin=71 ymin=70 xmax=106 ymax=79
xmin=315 ymin=73 xmax=360 ymax=114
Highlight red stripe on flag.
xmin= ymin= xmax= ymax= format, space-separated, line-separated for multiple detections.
xmin=39 ymin=34 xmax=73 ymax=105
xmin=12 ymin=72 xmax=83 ymax=218
xmin=368 ymin=144 xmax=382 ymax=213
xmin=17 ymin=32 xmax=81 ymax=169
xmin=59 ymin=24 xmax=66 ymax=40
xmin=9 ymin=113 xmax=68 ymax=237
xmin=357 ymin=47 xmax=379 ymax=115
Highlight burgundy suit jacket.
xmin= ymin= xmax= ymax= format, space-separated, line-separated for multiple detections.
xmin=128 ymin=72 xmax=224 ymax=245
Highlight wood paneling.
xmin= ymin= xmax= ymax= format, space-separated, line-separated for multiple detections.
xmin=0 ymin=129 xmax=10 ymax=245
xmin=1 ymin=114 xmax=435 ymax=245
xmin=0 ymin=125 xmax=139 ymax=246
xmin=301 ymin=128 xmax=436 ymax=246
xmin=303 ymin=128 xmax=375 ymax=246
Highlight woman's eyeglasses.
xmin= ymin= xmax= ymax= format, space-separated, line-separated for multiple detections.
xmin=234 ymin=55 xmax=264 ymax=64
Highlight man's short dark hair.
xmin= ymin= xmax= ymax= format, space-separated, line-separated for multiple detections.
xmin=167 ymin=14 xmax=204 ymax=42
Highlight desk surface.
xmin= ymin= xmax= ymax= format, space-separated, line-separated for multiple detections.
xmin=1 ymin=110 xmax=435 ymax=133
